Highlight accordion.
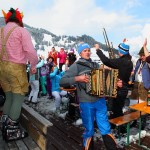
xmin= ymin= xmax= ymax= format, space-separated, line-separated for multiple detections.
xmin=86 ymin=68 xmax=118 ymax=98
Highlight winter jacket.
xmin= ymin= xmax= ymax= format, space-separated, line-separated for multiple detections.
xmin=96 ymin=50 xmax=133 ymax=97
xmin=59 ymin=58 xmax=100 ymax=102
xmin=132 ymin=59 xmax=150 ymax=89
xmin=96 ymin=50 xmax=133 ymax=85
xmin=50 ymin=67 xmax=64 ymax=92
xmin=57 ymin=52 xmax=67 ymax=64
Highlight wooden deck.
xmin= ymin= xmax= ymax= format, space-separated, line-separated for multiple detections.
xmin=47 ymin=116 xmax=150 ymax=150
xmin=1 ymin=104 xmax=150 ymax=150
xmin=1 ymin=125 xmax=150 ymax=150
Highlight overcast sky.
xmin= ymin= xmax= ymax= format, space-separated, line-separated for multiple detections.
xmin=1 ymin=0 xmax=150 ymax=55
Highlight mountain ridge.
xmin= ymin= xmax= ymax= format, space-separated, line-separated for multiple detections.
xmin=0 ymin=17 xmax=117 ymax=54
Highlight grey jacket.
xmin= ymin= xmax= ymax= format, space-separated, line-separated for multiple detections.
xmin=59 ymin=58 xmax=100 ymax=102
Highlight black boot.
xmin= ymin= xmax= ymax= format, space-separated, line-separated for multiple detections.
xmin=102 ymin=134 xmax=117 ymax=150
xmin=82 ymin=137 xmax=94 ymax=150
xmin=4 ymin=117 xmax=28 ymax=141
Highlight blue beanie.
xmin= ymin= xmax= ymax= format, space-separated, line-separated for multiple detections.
xmin=118 ymin=43 xmax=130 ymax=55
xmin=77 ymin=43 xmax=90 ymax=54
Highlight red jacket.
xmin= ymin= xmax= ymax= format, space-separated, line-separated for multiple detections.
xmin=48 ymin=51 xmax=58 ymax=65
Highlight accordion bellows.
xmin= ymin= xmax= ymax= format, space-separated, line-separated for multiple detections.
xmin=86 ymin=68 xmax=118 ymax=98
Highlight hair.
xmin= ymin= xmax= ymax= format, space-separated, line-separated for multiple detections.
xmin=6 ymin=18 xmax=23 ymax=27
xmin=47 ymin=56 xmax=54 ymax=62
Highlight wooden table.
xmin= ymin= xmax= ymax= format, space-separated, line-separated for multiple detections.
xmin=129 ymin=102 xmax=150 ymax=147
xmin=130 ymin=102 xmax=150 ymax=114
xmin=60 ymin=87 xmax=76 ymax=92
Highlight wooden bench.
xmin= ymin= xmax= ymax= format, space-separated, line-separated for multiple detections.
xmin=20 ymin=103 xmax=53 ymax=150
xmin=109 ymin=111 xmax=146 ymax=145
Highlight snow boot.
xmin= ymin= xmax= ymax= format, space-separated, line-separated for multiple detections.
xmin=3 ymin=117 xmax=28 ymax=141
xmin=102 ymin=134 xmax=117 ymax=150
xmin=82 ymin=137 xmax=94 ymax=150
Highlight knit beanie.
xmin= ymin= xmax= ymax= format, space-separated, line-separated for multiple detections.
xmin=2 ymin=8 xmax=23 ymax=27
xmin=138 ymin=47 xmax=144 ymax=56
xmin=70 ymin=48 xmax=74 ymax=53
xmin=77 ymin=43 xmax=90 ymax=54
xmin=118 ymin=43 xmax=130 ymax=55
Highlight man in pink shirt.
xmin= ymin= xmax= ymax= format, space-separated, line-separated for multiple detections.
xmin=0 ymin=8 xmax=38 ymax=141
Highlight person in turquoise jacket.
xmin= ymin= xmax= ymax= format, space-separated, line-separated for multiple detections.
xmin=50 ymin=65 xmax=67 ymax=115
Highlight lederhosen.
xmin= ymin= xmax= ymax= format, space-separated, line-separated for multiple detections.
xmin=0 ymin=26 xmax=28 ymax=95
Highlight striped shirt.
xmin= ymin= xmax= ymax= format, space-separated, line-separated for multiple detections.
xmin=0 ymin=22 xmax=38 ymax=69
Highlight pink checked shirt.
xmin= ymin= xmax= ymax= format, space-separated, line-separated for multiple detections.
xmin=0 ymin=22 xmax=38 ymax=69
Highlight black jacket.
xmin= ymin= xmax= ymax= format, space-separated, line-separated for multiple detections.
xmin=67 ymin=53 xmax=76 ymax=67
xmin=96 ymin=50 xmax=133 ymax=85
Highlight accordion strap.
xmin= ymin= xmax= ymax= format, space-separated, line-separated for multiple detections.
xmin=76 ymin=61 xmax=98 ymax=69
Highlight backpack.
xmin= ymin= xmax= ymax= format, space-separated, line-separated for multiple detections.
xmin=40 ymin=64 xmax=50 ymax=76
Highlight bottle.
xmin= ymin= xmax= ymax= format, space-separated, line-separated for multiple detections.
xmin=147 ymin=90 xmax=150 ymax=106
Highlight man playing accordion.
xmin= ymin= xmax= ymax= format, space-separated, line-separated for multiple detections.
xmin=60 ymin=42 xmax=123 ymax=150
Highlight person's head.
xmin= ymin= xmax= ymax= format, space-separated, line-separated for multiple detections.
xmin=77 ymin=43 xmax=91 ymax=60
xmin=118 ymin=42 xmax=130 ymax=56
xmin=2 ymin=8 xmax=24 ymax=27
xmin=69 ymin=48 xmax=74 ymax=53
xmin=138 ymin=47 xmax=146 ymax=62
xmin=60 ymin=47 xmax=64 ymax=52
xmin=51 ymin=47 xmax=55 ymax=52
xmin=47 ymin=56 xmax=54 ymax=63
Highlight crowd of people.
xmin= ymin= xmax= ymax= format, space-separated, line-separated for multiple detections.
xmin=0 ymin=7 xmax=150 ymax=150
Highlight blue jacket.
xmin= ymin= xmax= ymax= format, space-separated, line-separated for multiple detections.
xmin=50 ymin=67 xmax=64 ymax=92
xmin=133 ymin=59 xmax=150 ymax=89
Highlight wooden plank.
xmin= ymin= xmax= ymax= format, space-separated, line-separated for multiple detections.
xmin=46 ymin=143 xmax=58 ymax=150
xmin=21 ymin=114 xmax=46 ymax=150
xmin=47 ymin=133 xmax=67 ymax=150
xmin=47 ymin=126 xmax=81 ymax=150
xmin=109 ymin=111 xmax=146 ymax=126
xmin=21 ymin=103 xmax=53 ymax=135
xmin=52 ymin=120 xmax=81 ymax=139
xmin=50 ymin=118 xmax=82 ymax=143
xmin=48 ymin=118 xmax=83 ymax=149
xmin=23 ymin=136 xmax=41 ymax=150
xmin=7 ymin=141 xmax=19 ymax=150
xmin=15 ymin=140 xmax=28 ymax=150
